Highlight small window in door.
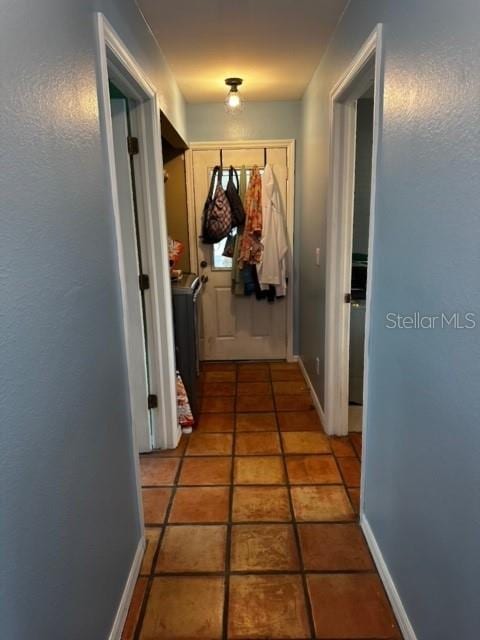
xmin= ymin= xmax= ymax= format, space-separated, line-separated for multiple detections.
xmin=209 ymin=167 xmax=263 ymax=271
xmin=210 ymin=168 xmax=236 ymax=271
xmin=212 ymin=228 xmax=237 ymax=270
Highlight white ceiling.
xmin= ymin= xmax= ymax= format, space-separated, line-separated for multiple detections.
xmin=137 ymin=0 xmax=349 ymax=102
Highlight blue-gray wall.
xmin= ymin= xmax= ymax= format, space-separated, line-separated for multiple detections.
xmin=0 ymin=1 xmax=184 ymax=638
xmin=187 ymin=101 xmax=302 ymax=353
xmin=187 ymin=100 xmax=301 ymax=143
xmin=300 ymin=1 xmax=480 ymax=637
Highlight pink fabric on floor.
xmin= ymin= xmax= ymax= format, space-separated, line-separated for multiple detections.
xmin=176 ymin=372 xmax=194 ymax=429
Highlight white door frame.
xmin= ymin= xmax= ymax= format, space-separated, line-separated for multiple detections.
xmin=324 ymin=25 xmax=384 ymax=440
xmin=95 ymin=13 xmax=179 ymax=458
xmin=185 ymin=139 xmax=296 ymax=361
xmin=109 ymin=97 xmax=153 ymax=454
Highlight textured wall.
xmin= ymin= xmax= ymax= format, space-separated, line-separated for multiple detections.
xmin=0 ymin=1 xmax=184 ymax=638
xmin=300 ymin=1 xmax=480 ymax=637
xmin=187 ymin=101 xmax=302 ymax=352
xmin=187 ymin=100 xmax=301 ymax=142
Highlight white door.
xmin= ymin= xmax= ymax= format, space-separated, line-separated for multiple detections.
xmin=192 ymin=146 xmax=290 ymax=360
xmin=110 ymin=98 xmax=152 ymax=451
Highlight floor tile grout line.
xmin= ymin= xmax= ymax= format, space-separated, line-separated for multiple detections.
xmin=196 ymin=429 xmax=324 ymax=434
xmin=309 ymin=432 xmax=387 ymax=630
xmin=330 ymin=447 xmax=361 ymax=515
xmin=144 ymin=481 xmax=350 ymax=490
xmin=134 ymin=479 xmax=182 ymax=637
xmin=351 ymin=433 xmax=363 ymax=463
xmin=184 ymin=453 xmax=339 ymax=458
xmin=141 ymin=402 xmax=366 ymax=637
xmin=150 ymin=568 xmax=379 ymax=577
xmin=135 ymin=362 xmax=378 ymax=640
xmin=144 ymin=518 xmax=359 ymax=526
xmin=232 ymin=365 xmax=315 ymax=638
xmin=274 ymin=376 xmax=315 ymax=640
xmin=328 ymin=440 xmax=400 ymax=637
xmin=221 ymin=383 xmax=236 ymax=640
xmin=336 ymin=463 xmax=358 ymax=513
xmin=134 ymin=423 xmax=190 ymax=639
xmin=283 ymin=365 xmax=372 ymax=635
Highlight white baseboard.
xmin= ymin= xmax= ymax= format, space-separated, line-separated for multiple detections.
xmin=288 ymin=354 xmax=299 ymax=363
xmin=108 ymin=537 xmax=145 ymax=640
xmin=298 ymin=356 xmax=326 ymax=426
xmin=361 ymin=515 xmax=417 ymax=640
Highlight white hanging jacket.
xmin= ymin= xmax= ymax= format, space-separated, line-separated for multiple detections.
xmin=256 ymin=164 xmax=288 ymax=296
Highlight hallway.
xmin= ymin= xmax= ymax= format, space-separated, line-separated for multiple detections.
xmin=123 ymin=361 xmax=400 ymax=639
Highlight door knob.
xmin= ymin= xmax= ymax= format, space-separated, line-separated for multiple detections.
xmin=200 ymin=260 xmax=208 ymax=268
xmin=201 ymin=275 xmax=209 ymax=283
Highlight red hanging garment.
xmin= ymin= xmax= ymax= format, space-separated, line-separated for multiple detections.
xmin=238 ymin=166 xmax=263 ymax=266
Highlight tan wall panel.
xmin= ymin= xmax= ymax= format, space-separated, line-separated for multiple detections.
xmin=164 ymin=153 xmax=190 ymax=273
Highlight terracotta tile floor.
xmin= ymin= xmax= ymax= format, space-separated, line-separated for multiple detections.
xmin=122 ymin=361 xmax=401 ymax=640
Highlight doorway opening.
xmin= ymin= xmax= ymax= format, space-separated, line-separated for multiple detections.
xmin=186 ymin=140 xmax=296 ymax=362
xmin=109 ymin=82 xmax=157 ymax=451
xmin=349 ymin=91 xmax=374 ymax=433
xmin=96 ymin=12 xmax=179 ymax=458
xmin=96 ymin=13 xmax=184 ymax=636
xmin=323 ymin=25 xmax=383 ymax=520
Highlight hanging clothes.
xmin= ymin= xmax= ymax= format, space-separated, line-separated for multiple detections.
xmin=231 ymin=166 xmax=247 ymax=295
xmin=242 ymin=263 xmax=276 ymax=302
xmin=256 ymin=164 xmax=288 ymax=297
xmin=238 ymin=166 xmax=263 ymax=266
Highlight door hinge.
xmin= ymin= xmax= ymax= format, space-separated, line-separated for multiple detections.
xmin=344 ymin=293 xmax=352 ymax=303
xmin=147 ymin=394 xmax=158 ymax=410
xmin=127 ymin=136 xmax=139 ymax=156
xmin=139 ymin=273 xmax=150 ymax=291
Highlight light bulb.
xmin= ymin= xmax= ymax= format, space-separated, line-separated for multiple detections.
xmin=225 ymin=88 xmax=243 ymax=114
xmin=224 ymin=78 xmax=244 ymax=114
xmin=227 ymin=92 xmax=240 ymax=108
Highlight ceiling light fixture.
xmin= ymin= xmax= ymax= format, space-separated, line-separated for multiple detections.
xmin=224 ymin=77 xmax=243 ymax=114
